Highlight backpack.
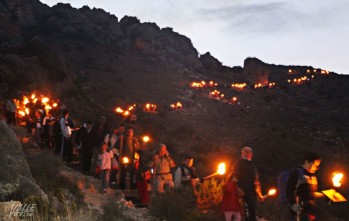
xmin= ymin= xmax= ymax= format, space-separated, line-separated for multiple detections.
xmin=277 ymin=167 xmax=304 ymax=204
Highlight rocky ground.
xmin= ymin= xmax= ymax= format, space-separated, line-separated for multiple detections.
xmin=2 ymin=121 xmax=157 ymax=221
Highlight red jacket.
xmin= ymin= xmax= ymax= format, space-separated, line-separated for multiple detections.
xmin=221 ymin=181 xmax=240 ymax=212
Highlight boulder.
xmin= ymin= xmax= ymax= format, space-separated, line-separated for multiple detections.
xmin=0 ymin=121 xmax=47 ymax=202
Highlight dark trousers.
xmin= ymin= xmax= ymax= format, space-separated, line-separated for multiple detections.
xmin=101 ymin=169 xmax=111 ymax=191
xmin=119 ymin=164 xmax=136 ymax=190
xmin=54 ymin=134 xmax=62 ymax=155
xmin=61 ymin=136 xmax=73 ymax=163
xmin=244 ymin=192 xmax=257 ymax=221
xmin=6 ymin=111 xmax=16 ymax=125
xmin=81 ymin=149 xmax=93 ymax=172
xmin=110 ymin=169 xmax=118 ymax=184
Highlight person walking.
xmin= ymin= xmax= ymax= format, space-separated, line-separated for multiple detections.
xmin=233 ymin=147 xmax=264 ymax=221
xmin=286 ymin=152 xmax=323 ymax=221
xmin=148 ymin=144 xmax=176 ymax=194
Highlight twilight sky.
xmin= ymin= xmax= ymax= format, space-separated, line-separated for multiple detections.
xmin=40 ymin=0 xmax=349 ymax=74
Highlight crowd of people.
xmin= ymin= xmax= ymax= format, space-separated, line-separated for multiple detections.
xmin=3 ymin=101 xmax=325 ymax=221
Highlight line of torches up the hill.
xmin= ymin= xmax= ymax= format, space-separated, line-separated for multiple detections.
xmin=190 ymin=67 xmax=331 ymax=106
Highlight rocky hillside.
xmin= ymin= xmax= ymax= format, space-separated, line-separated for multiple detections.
xmin=1 ymin=0 xmax=349 ymax=198
xmin=0 ymin=121 xmax=47 ymax=202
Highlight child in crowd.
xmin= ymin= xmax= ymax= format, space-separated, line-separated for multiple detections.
xmin=98 ymin=143 xmax=113 ymax=193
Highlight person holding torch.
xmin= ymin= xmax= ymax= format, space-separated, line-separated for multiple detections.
xmin=233 ymin=147 xmax=264 ymax=221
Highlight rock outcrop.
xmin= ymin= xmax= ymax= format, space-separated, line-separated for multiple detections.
xmin=0 ymin=121 xmax=47 ymax=202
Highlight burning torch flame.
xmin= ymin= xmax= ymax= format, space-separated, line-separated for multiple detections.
xmin=23 ymin=97 xmax=29 ymax=105
xmin=18 ymin=111 xmax=25 ymax=117
xmin=217 ymin=163 xmax=226 ymax=175
xmin=53 ymin=103 xmax=58 ymax=107
xmin=25 ymin=108 xmax=30 ymax=115
xmin=42 ymin=97 xmax=49 ymax=104
xmin=142 ymin=136 xmax=150 ymax=143
xmin=31 ymin=94 xmax=36 ymax=99
xmin=332 ymin=173 xmax=344 ymax=187
xmin=122 ymin=157 xmax=130 ymax=164
xmin=268 ymin=188 xmax=277 ymax=196
xmin=115 ymin=107 xmax=124 ymax=113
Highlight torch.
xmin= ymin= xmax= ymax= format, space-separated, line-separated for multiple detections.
xmin=322 ymin=172 xmax=347 ymax=203
xmin=203 ymin=162 xmax=226 ymax=180
xmin=332 ymin=172 xmax=343 ymax=188
xmin=142 ymin=135 xmax=150 ymax=147
xmin=122 ymin=157 xmax=130 ymax=164
xmin=263 ymin=188 xmax=277 ymax=199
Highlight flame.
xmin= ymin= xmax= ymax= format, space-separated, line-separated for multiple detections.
xmin=123 ymin=111 xmax=130 ymax=117
xmin=115 ymin=107 xmax=124 ymax=113
xmin=53 ymin=103 xmax=58 ymax=107
xmin=217 ymin=163 xmax=226 ymax=175
xmin=332 ymin=172 xmax=344 ymax=187
xmin=18 ymin=111 xmax=25 ymax=116
xmin=122 ymin=157 xmax=129 ymax=164
xmin=23 ymin=97 xmax=29 ymax=105
xmin=231 ymin=83 xmax=247 ymax=89
xmin=254 ymin=83 xmax=263 ymax=88
xmin=142 ymin=136 xmax=150 ymax=143
xmin=42 ymin=97 xmax=49 ymax=103
xmin=31 ymin=94 xmax=36 ymax=99
xmin=25 ymin=108 xmax=29 ymax=115
xmin=45 ymin=105 xmax=52 ymax=110
xmin=33 ymin=98 xmax=38 ymax=103
xmin=268 ymin=188 xmax=277 ymax=196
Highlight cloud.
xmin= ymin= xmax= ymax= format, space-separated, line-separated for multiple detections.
xmin=196 ymin=1 xmax=348 ymax=35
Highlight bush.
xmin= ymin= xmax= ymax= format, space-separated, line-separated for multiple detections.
xmin=150 ymin=187 xmax=196 ymax=221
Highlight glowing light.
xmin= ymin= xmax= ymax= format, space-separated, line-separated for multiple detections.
xmin=31 ymin=94 xmax=36 ymax=99
xmin=217 ymin=163 xmax=226 ymax=175
xmin=142 ymin=136 xmax=150 ymax=143
xmin=268 ymin=189 xmax=277 ymax=196
xmin=53 ymin=103 xmax=58 ymax=107
xmin=231 ymin=83 xmax=247 ymax=89
xmin=23 ymin=97 xmax=29 ymax=105
xmin=122 ymin=157 xmax=130 ymax=164
xmin=42 ymin=97 xmax=49 ymax=103
xmin=115 ymin=107 xmax=124 ymax=113
xmin=332 ymin=173 xmax=344 ymax=187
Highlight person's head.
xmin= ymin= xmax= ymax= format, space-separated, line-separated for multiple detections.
xmin=126 ymin=128 xmax=134 ymax=137
xmin=241 ymin=146 xmax=253 ymax=161
xmin=101 ymin=143 xmax=108 ymax=153
xmin=184 ymin=156 xmax=194 ymax=168
xmin=158 ymin=144 xmax=167 ymax=157
xmin=99 ymin=116 xmax=106 ymax=125
xmin=85 ymin=120 xmax=93 ymax=130
xmin=302 ymin=152 xmax=321 ymax=173
xmin=47 ymin=111 xmax=52 ymax=117
xmin=118 ymin=125 xmax=125 ymax=134
xmin=62 ymin=110 xmax=69 ymax=118
xmin=112 ymin=126 xmax=118 ymax=135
